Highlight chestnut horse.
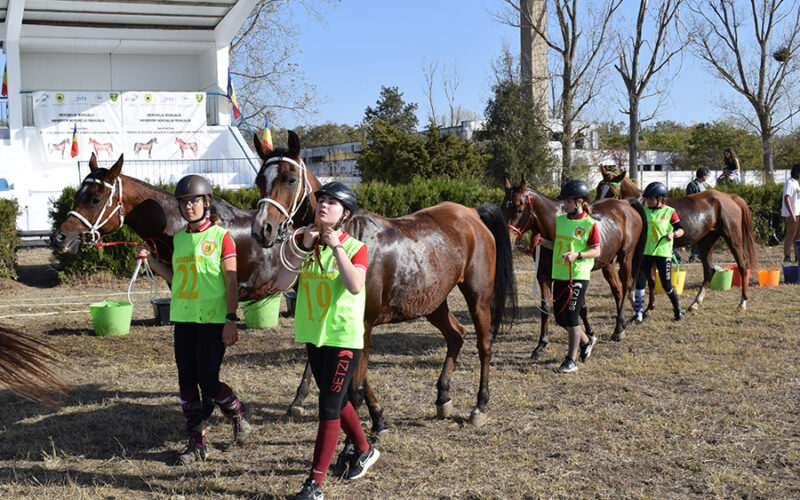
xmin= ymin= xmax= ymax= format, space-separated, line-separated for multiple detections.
xmin=502 ymin=175 xmax=647 ymax=359
xmin=88 ymin=138 xmax=114 ymax=157
xmin=594 ymin=167 xmax=758 ymax=312
xmin=250 ymin=131 xmax=516 ymax=432
xmin=175 ymin=138 xmax=198 ymax=158
xmin=0 ymin=326 xmax=70 ymax=405
xmin=51 ymin=153 xmax=282 ymax=302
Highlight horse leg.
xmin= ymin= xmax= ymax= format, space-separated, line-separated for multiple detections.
xmin=531 ymin=278 xmax=551 ymax=361
xmin=349 ymin=325 xmax=388 ymax=438
xmin=286 ymin=360 xmax=313 ymax=416
xmin=720 ymin=230 xmax=749 ymax=310
xmin=602 ymin=266 xmax=626 ymax=341
xmin=425 ymin=301 xmax=468 ymax=421
xmin=688 ymin=235 xmax=718 ymax=313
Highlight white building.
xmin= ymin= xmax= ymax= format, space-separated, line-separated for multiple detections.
xmin=1 ymin=0 xmax=260 ymax=232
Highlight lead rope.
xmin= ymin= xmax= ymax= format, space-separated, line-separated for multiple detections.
xmin=127 ymin=256 xmax=158 ymax=307
xmin=279 ymin=227 xmax=313 ymax=272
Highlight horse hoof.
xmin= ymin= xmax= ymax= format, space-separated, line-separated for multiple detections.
xmin=374 ymin=428 xmax=389 ymax=441
xmin=688 ymin=304 xmax=699 ymax=313
xmin=611 ymin=331 xmax=625 ymax=342
xmin=436 ymin=400 xmax=453 ymax=419
xmin=286 ymin=405 xmax=305 ymax=417
xmin=468 ymin=408 xmax=486 ymax=427
xmin=531 ymin=349 xmax=544 ymax=361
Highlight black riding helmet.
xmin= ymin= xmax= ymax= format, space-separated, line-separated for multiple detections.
xmin=314 ymin=182 xmax=357 ymax=214
xmin=175 ymin=175 xmax=213 ymax=221
xmin=557 ymin=179 xmax=591 ymax=200
xmin=643 ymin=181 xmax=667 ymax=198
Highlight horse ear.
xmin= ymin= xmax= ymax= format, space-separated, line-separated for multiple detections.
xmin=503 ymin=175 xmax=512 ymax=190
xmin=288 ymin=130 xmax=301 ymax=158
xmin=600 ymin=165 xmax=608 ymax=175
xmin=253 ymin=132 xmax=268 ymax=161
xmin=108 ymin=154 xmax=124 ymax=179
xmin=89 ymin=153 xmax=98 ymax=171
xmin=520 ymin=174 xmax=527 ymax=191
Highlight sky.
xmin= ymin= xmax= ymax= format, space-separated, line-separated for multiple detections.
xmin=0 ymin=1 xmax=736 ymax=130
xmin=282 ymin=0 xmax=732 ymax=130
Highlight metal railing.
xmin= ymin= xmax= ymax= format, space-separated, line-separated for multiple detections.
xmin=76 ymin=157 xmax=258 ymax=189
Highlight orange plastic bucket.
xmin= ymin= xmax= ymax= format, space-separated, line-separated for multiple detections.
xmin=757 ymin=269 xmax=780 ymax=287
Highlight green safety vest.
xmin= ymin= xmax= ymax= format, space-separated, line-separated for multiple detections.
xmin=170 ymin=224 xmax=232 ymax=323
xmin=295 ymin=236 xmax=367 ymax=349
xmin=644 ymin=205 xmax=676 ymax=257
xmin=552 ymin=213 xmax=596 ymax=281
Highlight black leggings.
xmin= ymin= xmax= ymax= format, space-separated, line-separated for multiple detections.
xmin=174 ymin=322 xmax=226 ymax=397
xmin=637 ymin=255 xmax=674 ymax=293
xmin=307 ymin=344 xmax=361 ymax=421
xmin=552 ymin=279 xmax=588 ymax=328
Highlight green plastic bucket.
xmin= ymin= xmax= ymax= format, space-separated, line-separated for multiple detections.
xmin=243 ymin=294 xmax=281 ymax=329
xmin=89 ymin=300 xmax=133 ymax=336
xmin=710 ymin=269 xmax=734 ymax=290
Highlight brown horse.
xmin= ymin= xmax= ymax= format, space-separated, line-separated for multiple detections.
xmin=0 ymin=326 xmax=70 ymax=405
xmin=250 ymin=131 xmax=516 ymax=432
xmin=88 ymin=138 xmax=114 ymax=157
xmin=175 ymin=138 xmax=198 ymax=158
xmin=502 ymin=175 xmax=647 ymax=359
xmin=594 ymin=167 xmax=759 ymax=312
xmin=51 ymin=153 xmax=282 ymax=302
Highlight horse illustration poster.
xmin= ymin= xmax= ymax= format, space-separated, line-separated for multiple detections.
xmin=32 ymin=91 xmax=208 ymax=162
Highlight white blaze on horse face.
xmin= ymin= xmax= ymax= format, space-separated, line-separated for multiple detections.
xmin=255 ymin=164 xmax=279 ymax=225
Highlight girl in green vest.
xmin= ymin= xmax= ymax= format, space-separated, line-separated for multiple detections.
xmin=633 ymin=182 xmax=686 ymax=323
xmin=275 ymin=182 xmax=379 ymax=500
xmin=137 ymin=175 xmax=250 ymax=465
xmin=552 ymin=180 xmax=602 ymax=374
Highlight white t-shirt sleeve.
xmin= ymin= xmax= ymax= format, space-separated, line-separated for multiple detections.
xmin=783 ymin=179 xmax=800 ymax=217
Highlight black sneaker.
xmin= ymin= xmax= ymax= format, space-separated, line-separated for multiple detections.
xmin=177 ymin=437 xmax=208 ymax=465
xmin=331 ymin=441 xmax=357 ymax=478
xmin=291 ymin=478 xmax=324 ymax=500
xmin=231 ymin=403 xmax=252 ymax=445
xmin=345 ymin=445 xmax=380 ymax=480
xmin=673 ymin=308 xmax=685 ymax=321
xmin=555 ymin=357 xmax=578 ymax=373
xmin=580 ymin=335 xmax=598 ymax=363
xmin=689 ymin=255 xmax=701 ymax=263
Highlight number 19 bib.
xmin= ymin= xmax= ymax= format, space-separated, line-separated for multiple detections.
xmin=295 ymin=236 xmax=366 ymax=349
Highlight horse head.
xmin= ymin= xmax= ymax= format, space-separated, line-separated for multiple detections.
xmin=594 ymin=166 xmax=627 ymax=201
xmin=502 ymin=174 xmax=540 ymax=247
xmin=51 ymin=153 xmax=126 ymax=253
xmin=251 ymin=130 xmax=319 ymax=248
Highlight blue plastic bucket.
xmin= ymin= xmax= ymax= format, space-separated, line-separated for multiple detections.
xmin=783 ymin=265 xmax=799 ymax=284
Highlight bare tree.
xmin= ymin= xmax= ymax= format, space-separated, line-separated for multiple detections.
xmin=615 ymin=0 xmax=687 ymax=184
xmin=229 ymin=1 xmax=333 ymax=126
xmin=420 ymin=60 xmax=473 ymax=127
xmin=442 ymin=63 xmax=464 ymax=127
xmin=421 ymin=58 xmax=441 ymax=125
xmin=498 ymin=0 xmax=623 ymax=182
xmin=689 ymin=0 xmax=800 ymax=182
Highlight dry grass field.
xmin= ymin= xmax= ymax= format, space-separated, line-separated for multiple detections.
xmin=0 ymin=246 xmax=798 ymax=499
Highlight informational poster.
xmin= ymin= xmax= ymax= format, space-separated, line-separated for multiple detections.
xmin=32 ymin=91 xmax=209 ymax=162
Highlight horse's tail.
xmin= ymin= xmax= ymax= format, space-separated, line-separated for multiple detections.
xmin=0 ymin=326 xmax=70 ymax=406
xmin=476 ymin=203 xmax=517 ymax=338
xmin=732 ymin=193 xmax=760 ymax=271
xmin=626 ymin=197 xmax=648 ymax=286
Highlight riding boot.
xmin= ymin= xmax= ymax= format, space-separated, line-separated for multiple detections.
xmin=178 ymin=397 xmax=207 ymax=464
xmin=666 ymin=288 xmax=685 ymax=321
xmin=214 ymin=382 xmax=252 ymax=445
xmin=632 ymin=288 xmax=645 ymax=323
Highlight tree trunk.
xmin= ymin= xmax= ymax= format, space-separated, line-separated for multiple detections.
xmin=758 ymin=113 xmax=774 ymax=183
xmin=560 ymin=66 xmax=573 ymax=184
xmin=628 ymin=96 xmax=640 ymax=183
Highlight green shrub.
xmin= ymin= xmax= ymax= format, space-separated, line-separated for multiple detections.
xmin=355 ymin=176 xmax=504 ymax=218
xmin=0 ymin=199 xmax=20 ymax=279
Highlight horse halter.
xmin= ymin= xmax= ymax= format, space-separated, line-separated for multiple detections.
xmin=256 ymin=156 xmax=312 ymax=241
xmin=508 ymin=191 xmax=535 ymax=244
xmin=598 ymin=181 xmax=621 ymax=199
xmin=67 ymin=176 xmax=125 ymax=246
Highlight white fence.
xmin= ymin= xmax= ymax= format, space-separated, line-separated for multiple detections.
xmin=586 ymin=168 xmax=793 ymax=191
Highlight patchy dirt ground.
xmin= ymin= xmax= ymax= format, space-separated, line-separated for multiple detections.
xmin=0 ymin=246 xmax=798 ymax=499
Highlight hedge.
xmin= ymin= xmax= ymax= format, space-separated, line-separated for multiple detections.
xmin=0 ymin=199 xmax=20 ymax=279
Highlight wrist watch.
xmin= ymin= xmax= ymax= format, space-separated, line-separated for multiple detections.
xmin=226 ymin=312 xmax=239 ymax=322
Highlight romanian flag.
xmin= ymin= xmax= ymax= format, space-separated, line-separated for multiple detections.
xmin=1 ymin=64 xmax=7 ymax=97
xmin=70 ymin=124 xmax=79 ymax=158
xmin=227 ymin=71 xmax=240 ymax=120
xmin=262 ymin=114 xmax=273 ymax=150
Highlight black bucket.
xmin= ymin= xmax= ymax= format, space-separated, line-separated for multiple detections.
xmin=151 ymin=298 xmax=172 ymax=325
xmin=282 ymin=290 xmax=297 ymax=318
